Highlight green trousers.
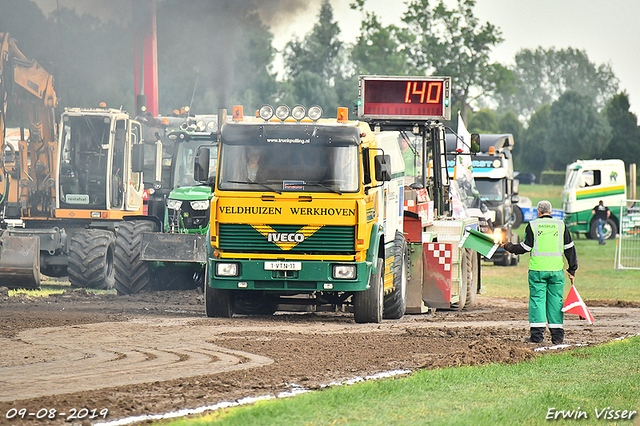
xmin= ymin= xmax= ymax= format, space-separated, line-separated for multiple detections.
xmin=528 ymin=270 xmax=565 ymax=328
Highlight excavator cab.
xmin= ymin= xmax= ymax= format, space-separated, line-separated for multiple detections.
xmin=56 ymin=109 xmax=144 ymax=215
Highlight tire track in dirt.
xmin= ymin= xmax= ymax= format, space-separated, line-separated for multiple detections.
xmin=1 ymin=305 xmax=637 ymax=403
xmin=0 ymin=318 xmax=273 ymax=401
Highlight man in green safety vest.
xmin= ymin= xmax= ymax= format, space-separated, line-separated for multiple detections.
xmin=502 ymin=200 xmax=578 ymax=344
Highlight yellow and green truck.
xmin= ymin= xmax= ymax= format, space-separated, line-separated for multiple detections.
xmin=194 ymin=105 xmax=408 ymax=323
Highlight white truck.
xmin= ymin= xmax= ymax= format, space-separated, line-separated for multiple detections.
xmin=562 ymin=159 xmax=626 ymax=239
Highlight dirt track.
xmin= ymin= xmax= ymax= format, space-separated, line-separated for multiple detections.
xmin=1 ymin=286 xmax=639 ymax=425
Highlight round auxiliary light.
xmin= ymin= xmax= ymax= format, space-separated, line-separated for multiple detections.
xmin=275 ymin=104 xmax=290 ymax=121
xmin=206 ymin=121 xmax=216 ymax=131
xmin=291 ymin=105 xmax=306 ymax=121
xmin=196 ymin=120 xmax=206 ymax=132
xmin=259 ymin=105 xmax=274 ymax=121
xmin=308 ymin=105 xmax=323 ymax=121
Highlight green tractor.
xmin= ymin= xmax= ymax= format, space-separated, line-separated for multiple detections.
xmin=114 ymin=128 xmax=217 ymax=294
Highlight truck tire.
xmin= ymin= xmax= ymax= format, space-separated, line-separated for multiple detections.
xmin=235 ymin=291 xmax=279 ymax=316
xmin=464 ymin=249 xmax=478 ymax=308
xmin=449 ymin=250 xmax=468 ymax=311
xmin=68 ymin=230 xmax=116 ymax=289
xmin=354 ymin=258 xmax=384 ymax=323
xmin=384 ymin=232 xmax=408 ymax=319
xmin=589 ymin=218 xmax=618 ymax=240
xmin=205 ymin=284 xmax=236 ymax=318
xmin=114 ymin=221 xmax=155 ymax=295
xmin=513 ymin=205 xmax=524 ymax=229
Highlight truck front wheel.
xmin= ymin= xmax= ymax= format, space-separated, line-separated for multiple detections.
xmin=589 ymin=218 xmax=618 ymax=240
xmin=384 ymin=232 xmax=408 ymax=319
xmin=205 ymin=285 xmax=236 ymax=318
xmin=354 ymin=258 xmax=384 ymax=323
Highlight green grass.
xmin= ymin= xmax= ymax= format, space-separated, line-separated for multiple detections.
xmin=518 ymin=183 xmax=563 ymax=209
xmin=7 ymin=279 xmax=115 ymax=298
xmin=158 ymin=337 xmax=640 ymax=426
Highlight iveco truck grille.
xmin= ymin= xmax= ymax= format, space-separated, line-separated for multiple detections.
xmin=218 ymin=224 xmax=355 ymax=254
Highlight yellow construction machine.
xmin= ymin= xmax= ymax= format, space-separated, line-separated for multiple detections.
xmin=0 ymin=33 xmax=147 ymax=289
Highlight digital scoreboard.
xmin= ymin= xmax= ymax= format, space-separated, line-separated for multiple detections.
xmin=357 ymin=76 xmax=451 ymax=121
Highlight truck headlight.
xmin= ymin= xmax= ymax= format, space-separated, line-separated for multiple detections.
xmin=190 ymin=200 xmax=209 ymax=210
xmin=167 ymin=199 xmax=182 ymax=210
xmin=332 ymin=264 xmax=356 ymax=279
xmin=216 ymin=262 xmax=239 ymax=277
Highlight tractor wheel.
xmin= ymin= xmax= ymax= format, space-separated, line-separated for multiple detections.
xmin=354 ymin=258 xmax=384 ymax=323
xmin=384 ymin=231 xmax=408 ymax=319
xmin=464 ymin=249 xmax=478 ymax=308
xmin=68 ymin=229 xmax=115 ymax=289
xmin=235 ymin=291 xmax=279 ymax=316
xmin=114 ymin=221 xmax=155 ymax=295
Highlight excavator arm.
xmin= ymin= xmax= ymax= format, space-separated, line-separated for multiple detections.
xmin=0 ymin=33 xmax=59 ymax=289
xmin=1 ymin=32 xmax=58 ymax=218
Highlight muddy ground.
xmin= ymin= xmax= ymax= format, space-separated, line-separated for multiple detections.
xmin=1 ymin=286 xmax=639 ymax=426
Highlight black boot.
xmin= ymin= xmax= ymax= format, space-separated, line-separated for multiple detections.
xmin=529 ymin=327 xmax=545 ymax=343
xmin=550 ymin=328 xmax=565 ymax=345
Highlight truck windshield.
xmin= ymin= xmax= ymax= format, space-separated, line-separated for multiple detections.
xmin=58 ymin=116 xmax=111 ymax=209
xmin=565 ymin=168 xmax=581 ymax=188
xmin=174 ymin=141 xmax=218 ymax=187
xmin=475 ymin=178 xmax=504 ymax=202
xmin=217 ymin=125 xmax=360 ymax=193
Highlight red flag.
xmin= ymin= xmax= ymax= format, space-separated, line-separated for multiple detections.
xmin=562 ymin=284 xmax=594 ymax=324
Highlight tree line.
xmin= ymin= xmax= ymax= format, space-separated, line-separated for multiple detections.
xmin=1 ymin=0 xmax=638 ymax=176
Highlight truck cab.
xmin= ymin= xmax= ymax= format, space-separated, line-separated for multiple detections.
xmin=562 ymin=159 xmax=626 ymax=239
xmin=446 ymin=133 xmax=520 ymax=266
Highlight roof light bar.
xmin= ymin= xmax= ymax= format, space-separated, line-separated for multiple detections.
xmin=308 ymin=105 xmax=323 ymax=121
xmin=275 ymin=105 xmax=290 ymax=121
xmin=259 ymin=105 xmax=274 ymax=121
xmin=291 ymin=105 xmax=306 ymax=121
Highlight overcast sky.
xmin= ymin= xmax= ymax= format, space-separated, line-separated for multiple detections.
xmin=271 ymin=0 xmax=640 ymax=116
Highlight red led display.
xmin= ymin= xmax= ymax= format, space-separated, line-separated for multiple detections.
xmin=358 ymin=76 xmax=451 ymax=120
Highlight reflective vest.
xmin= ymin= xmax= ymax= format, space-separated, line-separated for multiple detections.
xmin=529 ymin=217 xmax=565 ymax=271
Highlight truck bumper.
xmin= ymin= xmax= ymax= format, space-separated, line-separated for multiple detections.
xmin=209 ymin=259 xmax=371 ymax=292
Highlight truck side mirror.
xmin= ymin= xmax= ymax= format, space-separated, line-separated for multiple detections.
xmin=374 ymin=154 xmax=392 ymax=182
xmin=470 ymin=133 xmax=480 ymax=153
xmin=362 ymin=148 xmax=372 ymax=184
xmin=194 ymin=147 xmax=210 ymax=182
xmin=131 ymin=144 xmax=144 ymax=173
xmin=512 ymin=178 xmax=519 ymax=195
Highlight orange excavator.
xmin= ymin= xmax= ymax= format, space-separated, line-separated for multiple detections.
xmin=0 ymin=33 xmax=147 ymax=289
